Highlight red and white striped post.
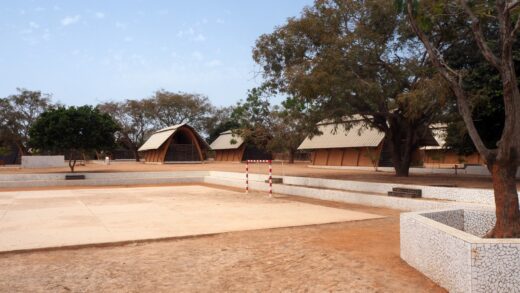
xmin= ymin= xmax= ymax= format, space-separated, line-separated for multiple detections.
xmin=245 ymin=160 xmax=273 ymax=197
xmin=245 ymin=160 xmax=249 ymax=194
xmin=268 ymin=159 xmax=272 ymax=197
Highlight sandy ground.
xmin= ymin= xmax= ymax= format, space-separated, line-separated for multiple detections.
xmin=0 ymin=197 xmax=445 ymax=292
xmin=2 ymin=161 xmax=517 ymax=189
xmin=0 ymin=185 xmax=381 ymax=252
xmin=0 ymin=162 xmax=496 ymax=291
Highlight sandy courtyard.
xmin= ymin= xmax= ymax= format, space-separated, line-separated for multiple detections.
xmin=0 ymin=185 xmax=382 ymax=252
xmin=0 ymin=198 xmax=444 ymax=292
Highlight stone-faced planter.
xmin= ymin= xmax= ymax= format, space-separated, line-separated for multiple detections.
xmin=400 ymin=209 xmax=520 ymax=293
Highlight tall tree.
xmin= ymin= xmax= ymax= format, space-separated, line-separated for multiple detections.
xmin=405 ymin=0 xmax=520 ymax=238
xmin=253 ymin=0 xmax=447 ymax=176
xmin=29 ymin=106 xmax=119 ymax=172
xmin=205 ymin=106 xmax=240 ymax=144
xmin=144 ymin=90 xmax=215 ymax=133
xmin=98 ymin=99 xmax=154 ymax=161
xmin=268 ymin=98 xmax=310 ymax=164
xmin=229 ymin=88 xmax=309 ymax=163
xmin=440 ymin=9 xmax=520 ymax=157
xmin=230 ymin=87 xmax=273 ymax=151
xmin=0 ymin=88 xmax=53 ymax=155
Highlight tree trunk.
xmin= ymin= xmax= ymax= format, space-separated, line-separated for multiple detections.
xmin=121 ymin=135 xmax=140 ymax=162
xmin=68 ymin=159 xmax=76 ymax=173
xmin=68 ymin=150 xmax=76 ymax=173
xmin=133 ymin=147 xmax=140 ymax=162
xmin=486 ymin=162 xmax=520 ymax=238
xmin=288 ymin=150 xmax=295 ymax=164
xmin=386 ymin=120 xmax=415 ymax=177
xmin=81 ymin=152 xmax=87 ymax=166
xmin=394 ymin=160 xmax=411 ymax=177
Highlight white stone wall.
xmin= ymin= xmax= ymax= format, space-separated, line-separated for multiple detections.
xmin=0 ymin=169 xmax=505 ymax=206
xmin=472 ymin=243 xmax=520 ymax=292
xmin=463 ymin=210 xmax=496 ymax=237
xmin=421 ymin=209 xmax=465 ymax=230
xmin=308 ymin=164 xmax=520 ymax=178
xmin=226 ymin=170 xmax=503 ymax=206
xmin=282 ymin=174 xmax=500 ymax=205
xmin=0 ymin=170 xmax=502 ymax=212
xmin=205 ymin=171 xmax=490 ymax=212
xmin=401 ymin=209 xmax=520 ymax=293
xmin=21 ymin=156 xmax=66 ymax=168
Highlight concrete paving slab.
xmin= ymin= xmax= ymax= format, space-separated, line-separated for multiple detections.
xmin=0 ymin=185 xmax=383 ymax=252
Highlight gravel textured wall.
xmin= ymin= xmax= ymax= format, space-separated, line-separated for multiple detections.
xmin=401 ymin=209 xmax=520 ymax=293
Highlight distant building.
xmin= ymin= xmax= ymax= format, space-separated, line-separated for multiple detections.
xmin=138 ymin=124 xmax=209 ymax=163
xmin=210 ymin=130 xmax=272 ymax=162
xmin=298 ymin=117 xmax=437 ymax=167
xmin=422 ymin=124 xmax=483 ymax=166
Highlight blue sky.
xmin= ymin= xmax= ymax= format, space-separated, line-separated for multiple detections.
xmin=0 ymin=0 xmax=313 ymax=106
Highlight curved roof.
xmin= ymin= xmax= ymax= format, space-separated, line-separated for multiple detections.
xmin=298 ymin=118 xmax=439 ymax=150
xmin=298 ymin=122 xmax=385 ymax=150
xmin=209 ymin=130 xmax=244 ymax=150
xmin=138 ymin=123 xmax=209 ymax=152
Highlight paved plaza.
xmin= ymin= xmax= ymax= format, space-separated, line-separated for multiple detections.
xmin=0 ymin=185 xmax=382 ymax=252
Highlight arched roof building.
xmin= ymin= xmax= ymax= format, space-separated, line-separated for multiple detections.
xmin=210 ymin=130 xmax=272 ymax=162
xmin=138 ymin=124 xmax=209 ymax=163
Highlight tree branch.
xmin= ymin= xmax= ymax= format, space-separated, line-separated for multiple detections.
xmin=459 ymin=0 xmax=502 ymax=69
xmin=507 ymin=0 xmax=520 ymax=12
xmin=406 ymin=0 xmax=492 ymax=159
xmin=511 ymin=16 xmax=520 ymax=37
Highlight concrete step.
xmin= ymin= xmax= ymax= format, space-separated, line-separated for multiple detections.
xmin=0 ymin=176 xmax=203 ymax=188
xmin=388 ymin=187 xmax=422 ymax=198
xmin=388 ymin=191 xmax=421 ymax=198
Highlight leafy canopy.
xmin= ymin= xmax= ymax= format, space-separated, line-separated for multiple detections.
xmin=253 ymin=0 xmax=449 ymax=175
xmin=29 ymin=105 xmax=119 ymax=154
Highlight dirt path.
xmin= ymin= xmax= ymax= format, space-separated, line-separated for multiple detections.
xmin=0 ymin=199 xmax=445 ymax=292
xmin=1 ymin=161 xmax=516 ymax=190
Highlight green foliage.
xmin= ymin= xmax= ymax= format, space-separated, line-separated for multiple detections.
xmin=253 ymin=0 xmax=448 ymax=175
xmin=0 ymin=146 xmax=10 ymax=157
xmin=267 ymin=103 xmax=309 ymax=162
xmin=228 ymin=87 xmax=310 ymax=162
xmin=206 ymin=119 xmax=240 ymax=144
xmin=230 ymin=87 xmax=273 ymax=150
xmin=205 ymin=106 xmax=240 ymax=144
xmin=29 ymin=106 xmax=118 ymax=171
xmin=408 ymin=0 xmax=519 ymax=154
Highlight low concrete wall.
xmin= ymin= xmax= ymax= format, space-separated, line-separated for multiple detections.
xmin=211 ymin=171 xmax=499 ymax=206
xmin=0 ymin=170 xmax=497 ymax=211
xmin=0 ymin=171 xmax=209 ymax=188
xmin=281 ymin=175 xmax=499 ymax=205
xmin=308 ymin=164 xmax=520 ymax=178
xmin=1 ymin=170 xmax=499 ymax=209
xmin=205 ymin=171 xmax=489 ymax=212
xmin=21 ymin=156 xmax=66 ymax=168
xmin=401 ymin=209 xmax=520 ymax=293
